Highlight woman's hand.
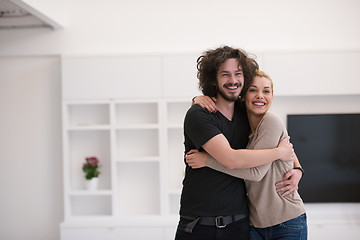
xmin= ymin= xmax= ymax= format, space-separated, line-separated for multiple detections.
xmin=193 ymin=96 xmax=217 ymax=113
xmin=185 ymin=149 xmax=208 ymax=168
xmin=275 ymin=169 xmax=302 ymax=197
xmin=277 ymin=136 xmax=295 ymax=162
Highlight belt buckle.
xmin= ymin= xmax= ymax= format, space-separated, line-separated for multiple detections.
xmin=215 ymin=216 xmax=226 ymax=228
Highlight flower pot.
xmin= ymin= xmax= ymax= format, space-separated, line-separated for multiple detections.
xmin=85 ymin=177 xmax=99 ymax=190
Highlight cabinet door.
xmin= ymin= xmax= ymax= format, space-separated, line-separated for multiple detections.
xmin=262 ymin=52 xmax=360 ymax=96
xmin=61 ymin=227 xmax=164 ymax=240
xmin=162 ymin=55 xmax=202 ymax=98
xmin=62 ymin=56 xmax=162 ymax=100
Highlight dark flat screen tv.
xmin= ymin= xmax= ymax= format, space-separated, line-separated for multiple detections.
xmin=287 ymin=113 xmax=360 ymax=203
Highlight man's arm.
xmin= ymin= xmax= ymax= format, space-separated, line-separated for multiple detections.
xmin=206 ymin=154 xmax=271 ymax=181
xmin=276 ymin=154 xmax=304 ymax=196
xmin=201 ymin=134 xmax=294 ymax=169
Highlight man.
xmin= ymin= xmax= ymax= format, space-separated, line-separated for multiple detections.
xmin=174 ymin=46 xmax=300 ymax=240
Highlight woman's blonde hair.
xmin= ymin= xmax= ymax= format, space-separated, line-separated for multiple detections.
xmin=253 ymin=70 xmax=274 ymax=94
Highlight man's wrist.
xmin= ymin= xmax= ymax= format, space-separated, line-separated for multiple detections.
xmin=294 ymin=167 xmax=304 ymax=177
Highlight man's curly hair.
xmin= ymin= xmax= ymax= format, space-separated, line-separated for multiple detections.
xmin=197 ymin=46 xmax=259 ymax=98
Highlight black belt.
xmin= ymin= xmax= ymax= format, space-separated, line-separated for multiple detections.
xmin=182 ymin=214 xmax=247 ymax=233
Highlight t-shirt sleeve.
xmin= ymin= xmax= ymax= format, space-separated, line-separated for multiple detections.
xmin=184 ymin=105 xmax=222 ymax=150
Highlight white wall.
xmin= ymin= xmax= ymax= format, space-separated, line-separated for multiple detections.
xmin=0 ymin=56 xmax=63 ymax=240
xmin=1 ymin=1 xmax=360 ymax=240
xmin=0 ymin=0 xmax=360 ymax=55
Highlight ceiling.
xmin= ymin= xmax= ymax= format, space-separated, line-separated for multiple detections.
xmin=0 ymin=0 xmax=61 ymax=29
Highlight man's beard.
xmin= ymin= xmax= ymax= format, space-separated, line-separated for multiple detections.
xmin=218 ymin=83 xmax=242 ymax=102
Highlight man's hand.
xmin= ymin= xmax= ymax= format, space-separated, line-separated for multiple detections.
xmin=275 ymin=168 xmax=303 ymax=197
xmin=277 ymin=136 xmax=295 ymax=162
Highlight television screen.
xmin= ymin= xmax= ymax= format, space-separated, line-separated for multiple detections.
xmin=287 ymin=113 xmax=360 ymax=203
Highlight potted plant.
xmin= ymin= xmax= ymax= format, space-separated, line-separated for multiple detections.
xmin=82 ymin=156 xmax=100 ymax=190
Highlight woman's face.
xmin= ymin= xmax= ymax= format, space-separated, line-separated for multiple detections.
xmin=244 ymin=76 xmax=273 ymax=117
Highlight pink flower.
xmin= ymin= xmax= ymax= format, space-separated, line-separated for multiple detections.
xmin=83 ymin=156 xmax=101 ymax=180
xmin=85 ymin=157 xmax=99 ymax=167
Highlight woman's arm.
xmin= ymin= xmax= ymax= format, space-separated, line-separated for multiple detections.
xmin=192 ymin=95 xmax=217 ymax=113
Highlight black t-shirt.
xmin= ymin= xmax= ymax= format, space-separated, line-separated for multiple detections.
xmin=180 ymin=100 xmax=250 ymax=217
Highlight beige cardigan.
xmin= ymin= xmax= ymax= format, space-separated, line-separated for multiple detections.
xmin=206 ymin=112 xmax=306 ymax=228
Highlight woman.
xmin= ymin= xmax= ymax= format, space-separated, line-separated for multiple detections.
xmin=186 ymin=70 xmax=307 ymax=239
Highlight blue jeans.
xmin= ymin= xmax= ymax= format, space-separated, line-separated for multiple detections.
xmin=250 ymin=214 xmax=307 ymax=240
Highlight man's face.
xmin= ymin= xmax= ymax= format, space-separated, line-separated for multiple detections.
xmin=216 ymin=58 xmax=244 ymax=102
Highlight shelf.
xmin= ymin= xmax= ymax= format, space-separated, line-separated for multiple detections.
xmin=167 ymin=124 xmax=183 ymax=129
xmin=167 ymin=102 xmax=190 ymax=126
xmin=116 ymin=156 xmax=160 ymax=162
xmin=168 ymin=188 xmax=182 ymax=195
xmin=68 ymin=130 xmax=111 ymax=191
xmin=69 ymin=190 xmax=113 ymax=196
xmin=67 ymin=103 xmax=110 ymax=127
xmin=70 ymin=195 xmax=112 ymax=216
xmin=115 ymin=124 xmax=159 ymax=130
xmin=167 ymin=128 xmax=185 ymax=190
xmin=169 ymin=194 xmax=181 ymax=215
xmin=115 ymin=129 xmax=159 ymax=158
xmin=116 ymin=162 xmax=160 ymax=215
xmin=115 ymin=102 xmax=158 ymax=125
xmin=68 ymin=125 xmax=111 ymax=131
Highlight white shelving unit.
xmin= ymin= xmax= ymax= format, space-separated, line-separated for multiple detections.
xmin=60 ymin=55 xmax=201 ymax=240
xmin=61 ymin=98 xmax=191 ymax=239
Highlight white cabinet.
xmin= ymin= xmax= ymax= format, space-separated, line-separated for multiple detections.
xmin=262 ymin=51 xmax=360 ymax=96
xmin=62 ymin=55 xmax=203 ymax=100
xmin=61 ymin=99 xmax=190 ymax=239
xmin=61 ymin=56 xmax=163 ymax=100
xmin=162 ymin=55 xmax=202 ymax=98
xmin=60 ymin=226 xmax=165 ymax=240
